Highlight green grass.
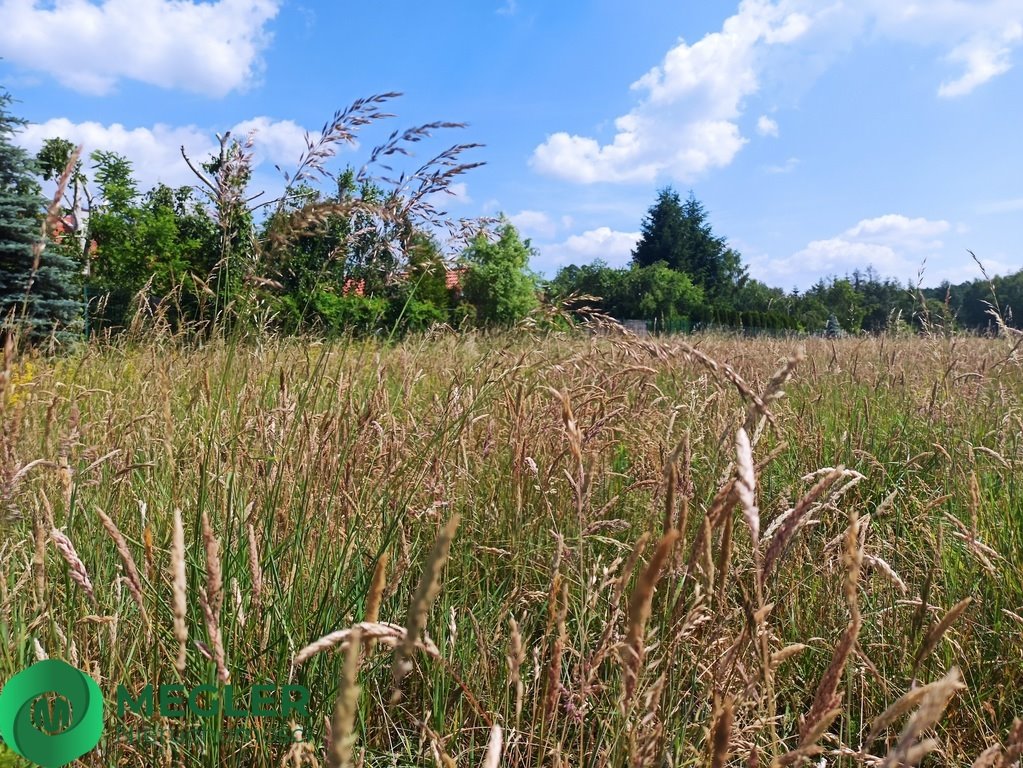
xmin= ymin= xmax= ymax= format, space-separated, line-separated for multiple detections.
xmin=1 ymin=329 xmax=1021 ymax=767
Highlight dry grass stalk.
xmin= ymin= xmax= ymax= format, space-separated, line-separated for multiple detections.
xmin=978 ymin=719 xmax=1023 ymax=768
xmin=663 ymin=442 xmax=680 ymax=536
xmin=543 ymin=579 xmax=568 ymax=723
xmin=863 ymin=673 xmax=967 ymax=748
xmin=735 ymin=427 xmax=759 ymax=543
xmin=96 ymin=507 xmax=148 ymax=628
xmin=199 ymin=585 xmax=230 ymax=683
xmin=622 ymin=530 xmax=679 ymax=706
xmin=296 ymin=621 xmax=440 ymax=666
xmin=865 ymin=554 xmax=908 ymax=595
xmin=364 ymin=551 xmax=389 ymax=654
xmin=247 ymin=522 xmax=263 ymax=607
xmin=171 ymin=508 xmax=188 ymax=673
xmin=709 ymin=694 xmax=735 ymax=768
xmin=391 ymin=513 xmax=460 ymax=702
xmin=770 ymin=643 xmax=808 ymax=669
xmin=844 ymin=509 xmax=863 ymax=622
xmin=507 ymin=615 xmax=525 ymax=723
xmin=969 ymin=471 xmax=981 ymax=542
xmin=798 ymin=613 xmax=860 ymax=745
xmin=881 ymin=668 xmax=965 ymax=768
xmin=762 ymin=466 xmax=845 ymax=579
xmin=743 ymin=348 xmax=805 ymax=436
xmin=1000 ymin=719 xmax=1023 ymax=768
xmin=666 ymin=340 xmax=776 ymax=428
xmin=482 ymin=724 xmax=503 ymax=768
xmin=143 ymin=525 xmax=155 ymax=585
xmin=796 ymin=510 xmax=863 ymax=749
xmin=201 ymin=510 xmax=224 ymax=616
xmin=582 ymin=532 xmax=650 ymax=691
xmin=911 ymin=597 xmax=972 ymax=681
xmin=32 ymin=509 xmax=46 ymax=607
xmin=631 ymin=673 xmax=666 ymax=768
xmin=50 ymin=527 xmax=95 ymax=603
xmin=325 ymin=628 xmax=362 ymax=768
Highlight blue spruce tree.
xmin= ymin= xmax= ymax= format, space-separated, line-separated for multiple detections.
xmin=0 ymin=88 xmax=83 ymax=342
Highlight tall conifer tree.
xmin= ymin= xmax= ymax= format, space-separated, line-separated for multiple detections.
xmin=0 ymin=89 xmax=82 ymax=341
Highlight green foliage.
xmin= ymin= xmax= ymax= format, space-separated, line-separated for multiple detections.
xmin=632 ymin=187 xmax=746 ymax=302
xmin=623 ymin=261 xmax=703 ymax=321
xmin=0 ymin=89 xmax=82 ymax=342
xmin=87 ymin=152 xmax=219 ymax=330
xmin=460 ymin=221 xmax=538 ymax=326
xmin=0 ymin=742 xmax=30 ymax=768
xmin=548 ymin=260 xmax=702 ymax=323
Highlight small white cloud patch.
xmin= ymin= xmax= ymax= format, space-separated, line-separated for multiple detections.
xmin=756 ymin=115 xmax=780 ymax=137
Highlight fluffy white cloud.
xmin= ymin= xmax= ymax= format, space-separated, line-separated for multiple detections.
xmin=756 ymin=115 xmax=780 ymax=137
xmin=230 ymin=117 xmax=312 ymax=168
xmin=17 ymin=116 xmax=312 ymax=192
xmin=753 ymin=214 xmax=952 ymax=285
xmin=534 ymin=227 xmax=640 ymax=273
xmin=938 ymin=26 xmax=1023 ymax=97
xmin=532 ymin=1 xmax=810 ymax=184
xmin=507 ymin=210 xmax=575 ymax=240
xmin=0 ymin=0 xmax=281 ymax=96
xmin=533 ymin=0 xmax=1023 ymax=185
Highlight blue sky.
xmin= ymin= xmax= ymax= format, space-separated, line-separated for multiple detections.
xmin=2 ymin=0 xmax=1021 ymax=289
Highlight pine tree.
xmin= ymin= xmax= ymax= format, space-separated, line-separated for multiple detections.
xmin=632 ymin=187 xmax=746 ymax=302
xmin=0 ymin=89 xmax=82 ymax=342
xmin=824 ymin=313 xmax=843 ymax=338
xmin=632 ymin=187 xmax=686 ymax=271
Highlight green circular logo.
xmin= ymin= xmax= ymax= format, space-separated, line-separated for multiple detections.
xmin=0 ymin=660 xmax=104 ymax=768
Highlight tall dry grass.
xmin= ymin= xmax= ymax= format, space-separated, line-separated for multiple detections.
xmin=0 ymin=325 xmax=1021 ymax=767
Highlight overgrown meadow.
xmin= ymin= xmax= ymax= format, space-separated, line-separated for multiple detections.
xmin=1 ymin=325 xmax=1021 ymax=768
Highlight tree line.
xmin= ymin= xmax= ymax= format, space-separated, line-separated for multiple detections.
xmin=1 ymin=88 xmax=543 ymax=343
xmin=1 ymin=85 xmax=1019 ymax=345
xmin=548 ymin=187 xmax=1022 ymax=336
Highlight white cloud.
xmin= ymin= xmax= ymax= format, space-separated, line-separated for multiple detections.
xmin=0 ymin=0 xmax=281 ymax=96
xmin=756 ymin=115 xmax=780 ymax=137
xmin=508 ymin=210 xmax=559 ymax=239
xmin=534 ymin=227 xmax=640 ymax=273
xmin=938 ymin=26 xmax=1023 ymax=97
xmin=842 ymin=214 xmax=949 ymax=249
xmin=230 ymin=118 xmax=312 ymax=169
xmin=531 ymin=1 xmax=812 ymax=184
xmin=447 ymin=183 xmax=472 ymax=204
xmin=832 ymin=2 xmax=1023 ymax=98
xmin=17 ymin=116 xmax=312 ymax=192
xmin=978 ymin=197 xmax=1023 ymax=214
xmin=764 ymin=156 xmax=799 ymax=174
xmin=496 ymin=0 xmax=518 ymax=16
xmin=752 ymin=213 xmax=952 ymax=285
xmin=425 ymin=182 xmax=471 ymax=212
xmin=533 ymin=1 xmax=1023 ymax=185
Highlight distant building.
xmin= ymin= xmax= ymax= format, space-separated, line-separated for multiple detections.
xmin=51 ymin=214 xmax=98 ymax=256
xmin=342 ymin=267 xmax=467 ymax=298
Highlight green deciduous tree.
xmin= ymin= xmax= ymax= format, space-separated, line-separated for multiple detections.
xmin=460 ymin=220 xmax=538 ymax=326
xmin=0 ymin=90 xmax=82 ymax=342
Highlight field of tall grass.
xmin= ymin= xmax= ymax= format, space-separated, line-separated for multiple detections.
xmin=1 ymin=326 xmax=1021 ymax=767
